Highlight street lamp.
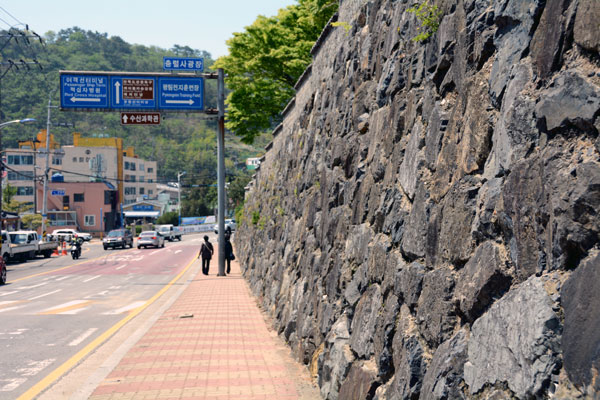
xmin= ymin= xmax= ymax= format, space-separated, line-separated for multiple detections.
xmin=0 ymin=118 xmax=36 ymax=233
xmin=177 ymin=171 xmax=186 ymax=226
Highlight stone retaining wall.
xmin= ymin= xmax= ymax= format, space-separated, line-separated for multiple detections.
xmin=236 ymin=0 xmax=600 ymax=398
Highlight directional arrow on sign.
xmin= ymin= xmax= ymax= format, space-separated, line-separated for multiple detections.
xmin=115 ymin=81 xmax=121 ymax=104
xmin=122 ymin=114 xmax=128 ymax=124
xmin=165 ymin=99 xmax=194 ymax=105
xmin=70 ymin=97 xmax=101 ymax=103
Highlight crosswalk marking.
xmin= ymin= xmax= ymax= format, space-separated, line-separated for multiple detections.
xmin=39 ymin=300 xmax=93 ymax=315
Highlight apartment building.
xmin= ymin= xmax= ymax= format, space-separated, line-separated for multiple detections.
xmin=5 ymin=130 xmax=157 ymax=231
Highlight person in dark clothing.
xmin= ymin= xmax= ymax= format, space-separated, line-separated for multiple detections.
xmin=224 ymin=234 xmax=235 ymax=274
xmin=198 ymin=235 xmax=214 ymax=275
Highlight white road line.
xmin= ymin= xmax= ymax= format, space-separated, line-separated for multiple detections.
xmin=83 ymin=275 xmax=101 ymax=283
xmin=0 ymin=378 xmax=26 ymax=392
xmin=68 ymin=328 xmax=98 ymax=346
xmin=17 ymin=359 xmax=56 ymax=376
xmin=174 ymin=250 xmax=183 ymax=254
xmin=102 ymin=301 xmax=146 ymax=315
xmin=29 ymin=290 xmax=62 ymax=301
xmin=149 ymin=249 xmax=161 ymax=255
xmin=0 ymin=305 xmax=26 ymax=313
xmin=0 ymin=291 xmax=18 ymax=297
xmin=115 ymin=264 xmax=127 ymax=270
xmin=0 ymin=300 xmax=19 ymax=307
xmin=40 ymin=300 xmax=88 ymax=313
xmin=55 ymin=276 xmax=70 ymax=281
xmin=19 ymin=282 xmax=49 ymax=290
xmin=8 ymin=329 xmax=28 ymax=335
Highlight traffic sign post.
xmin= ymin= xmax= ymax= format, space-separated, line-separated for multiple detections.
xmin=121 ymin=112 xmax=161 ymax=125
xmin=163 ymin=57 xmax=204 ymax=72
xmin=60 ymin=74 xmax=109 ymax=109
xmin=158 ymin=77 xmax=204 ymax=111
xmin=59 ymin=71 xmax=208 ymax=113
xmin=111 ymin=76 xmax=156 ymax=109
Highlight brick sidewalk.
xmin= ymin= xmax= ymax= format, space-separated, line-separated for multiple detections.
xmin=89 ymin=247 xmax=320 ymax=400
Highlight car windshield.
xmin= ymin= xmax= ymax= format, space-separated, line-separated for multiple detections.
xmin=9 ymin=234 xmax=28 ymax=244
xmin=107 ymin=230 xmax=124 ymax=237
xmin=158 ymin=227 xmax=169 ymax=232
xmin=140 ymin=232 xmax=157 ymax=237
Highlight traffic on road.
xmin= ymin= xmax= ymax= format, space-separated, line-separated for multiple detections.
xmin=0 ymin=232 xmax=210 ymax=399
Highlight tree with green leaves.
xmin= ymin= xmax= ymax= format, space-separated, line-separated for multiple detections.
xmin=215 ymin=0 xmax=338 ymax=144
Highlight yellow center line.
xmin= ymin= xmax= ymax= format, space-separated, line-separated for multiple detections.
xmin=17 ymin=255 xmax=198 ymax=400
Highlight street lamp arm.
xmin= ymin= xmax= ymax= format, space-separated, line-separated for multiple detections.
xmin=0 ymin=118 xmax=36 ymax=129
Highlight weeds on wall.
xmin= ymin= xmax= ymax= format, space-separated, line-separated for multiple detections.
xmin=406 ymin=1 xmax=443 ymax=42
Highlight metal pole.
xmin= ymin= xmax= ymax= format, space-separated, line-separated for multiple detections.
xmin=41 ymin=96 xmax=52 ymax=239
xmin=217 ymin=68 xmax=226 ymax=277
xmin=178 ymin=174 xmax=181 ymax=226
xmin=32 ymin=139 xmax=37 ymax=214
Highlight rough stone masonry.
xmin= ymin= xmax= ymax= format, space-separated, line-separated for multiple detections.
xmin=235 ymin=0 xmax=600 ymax=398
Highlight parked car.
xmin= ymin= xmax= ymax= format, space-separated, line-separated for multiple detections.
xmin=2 ymin=230 xmax=37 ymax=262
xmin=51 ymin=229 xmax=92 ymax=242
xmin=103 ymin=229 xmax=134 ymax=250
xmin=137 ymin=231 xmax=165 ymax=249
xmin=0 ymin=256 xmax=6 ymax=285
xmin=214 ymin=219 xmax=236 ymax=234
xmin=156 ymin=224 xmax=177 ymax=242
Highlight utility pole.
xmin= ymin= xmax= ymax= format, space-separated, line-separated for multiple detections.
xmin=40 ymin=93 xmax=55 ymax=239
xmin=177 ymin=171 xmax=186 ymax=225
xmin=217 ymin=68 xmax=226 ymax=277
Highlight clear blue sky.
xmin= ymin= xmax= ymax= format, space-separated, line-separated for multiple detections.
xmin=0 ymin=1 xmax=295 ymax=59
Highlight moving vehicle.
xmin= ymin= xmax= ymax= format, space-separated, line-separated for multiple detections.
xmin=103 ymin=229 xmax=134 ymax=250
xmin=1 ymin=230 xmax=37 ymax=262
xmin=214 ymin=219 xmax=236 ymax=234
xmin=71 ymin=238 xmax=83 ymax=259
xmin=156 ymin=224 xmax=181 ymax=241
xmin=0 ymin=256 xmax=6 ymax=285
xmin=137 ymin=231 xmax=165 ymax=249
xmin=51 ymin=229 xmax=92 ymax=242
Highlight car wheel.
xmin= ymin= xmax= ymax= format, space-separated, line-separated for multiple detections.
xmin=2 ymin=253 xmax=9 ymax=263
xmin=137 ymin=246 xmax=141 ymax=249
xmin=103 ymin=245 xmax=108 ymax=250
xmin=0 ymin=265 xmax=6 ymax=285
xmin=161 ymin=242 xmax=165 ymax=248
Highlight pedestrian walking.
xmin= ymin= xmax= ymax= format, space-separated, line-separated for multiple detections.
xmin=224 ymin=234 xmax=235 ymax=274
xmin=198 ymin=235 xmax=214 ymax=275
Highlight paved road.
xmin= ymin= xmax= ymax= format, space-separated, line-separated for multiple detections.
xmin=0 ymin=234 xmax=204 ymax=399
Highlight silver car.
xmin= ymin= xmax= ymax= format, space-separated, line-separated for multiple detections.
xmin=137 ymin=231 xmax=165 ymax=249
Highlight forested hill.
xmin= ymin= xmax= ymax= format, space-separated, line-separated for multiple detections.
xmin=0 ymin=27 xmax=268 ymax=185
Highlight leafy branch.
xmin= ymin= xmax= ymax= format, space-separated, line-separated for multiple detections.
xmin=406 ymin=1 xmax=443 ymax=42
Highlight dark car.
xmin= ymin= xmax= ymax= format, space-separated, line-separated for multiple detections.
xmin=103 ymin=229 xmax=134 ymax=250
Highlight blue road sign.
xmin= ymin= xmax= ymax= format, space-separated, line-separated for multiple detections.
xmin=51 ymin=190 xmax=66 ymax=196
xmin=163 ymin=57 xmax=204 ymax=72
xmin=158 ymin=77 xmax=204 ymax=111
xmin=110 ymin=76 xmax=156 ymax=109
xmin=60 ymin=74 xmax=109 ymax=109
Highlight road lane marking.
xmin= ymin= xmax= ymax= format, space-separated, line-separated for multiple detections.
xmin=115 ymin=264 xmax=127 ymax=270
xmin=1 ymin=378 xmax=26 ymax=392
xmin=83 ymin=275 xmax=101 ymax=283
xmin=17 ymin=359 xmax=56 ymax=376
xmin=39 ymin=300 xmax=92 ymax=315
xmin=149 ymin=249 xmax=161 ymax=255
xmin=68 ymin=328 xmax=98 ymax=346
xmin=29 ymin=290 xmax=62 ymax=301
xmin=19 ymin=282 xmax=49 ymax=290
xmin=174 ymin=250 xmax=183 ymax=254
xmin=102 ymin=301 xmax=146 ymax=315
xmin=0 ymin=305 xmax=26 ymax=313
xmin=54 ymin=276 xmax=70 ymax=282
xmin=0 ymin=300 xmax=20 ymax=307
xmin=18 ymin=255 xmax=197 ymax=400
xmin=0 ymin=291 xmax=18 ymax=297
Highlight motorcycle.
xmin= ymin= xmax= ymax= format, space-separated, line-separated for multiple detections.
xmin=71 ymin=238 xmax=83 ymax=260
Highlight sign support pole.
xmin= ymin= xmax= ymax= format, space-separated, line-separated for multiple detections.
xmin=217 ymin=68 xmax=226 ymax=277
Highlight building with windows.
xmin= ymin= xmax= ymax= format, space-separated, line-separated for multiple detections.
xmin=5 ymin=131 xmax=158 ymax=234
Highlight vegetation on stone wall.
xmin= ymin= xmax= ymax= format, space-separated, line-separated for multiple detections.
xmin=407 ymin=1 xmax=443 ymax=42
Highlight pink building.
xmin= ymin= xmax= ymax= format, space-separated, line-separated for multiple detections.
xmin=36 ymin=181 xmax=120 ymax=236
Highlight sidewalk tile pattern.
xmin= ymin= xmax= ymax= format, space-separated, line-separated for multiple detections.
xmin=89 ymin=250 xmax=319 ymax=400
